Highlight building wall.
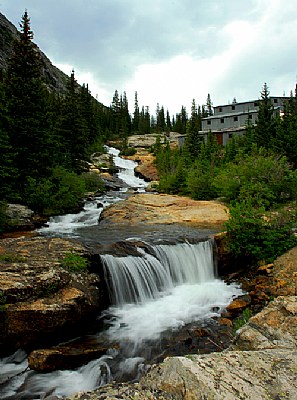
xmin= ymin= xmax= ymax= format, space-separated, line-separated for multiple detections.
xmin=213 ymin=100 xmax=259 ymax=116
xmin=201 ymin=97 xmax=289 ymax=144
xmin=202 ymin=110 xmax=258 ymax=131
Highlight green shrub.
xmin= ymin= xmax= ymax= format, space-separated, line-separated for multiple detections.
xmin=80 ymin=172 xmax=105 ymax=193
xmin=60 ymin=252 xmax=89 ymax=273
xmin=0 ymin=252 xmax=25 ymax=263
xmin=213 ymin=152 xmax=297 ymax=208
xmin=24 ymin=167 xmax=86 ymax=216
xmin=0 ymin=289 xmax=7 ymax=306
xmin=234 ymin=308 xmax=253 ymax=331
xmin=225 ymin=199 xmax=297 ymax=265
xmin=0 ymin=201 xmax=7 ymax=233
xmin=120 ymin=147 xmax=137 ymax=156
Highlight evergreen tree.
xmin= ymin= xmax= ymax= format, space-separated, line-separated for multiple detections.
xmin=110 ymin=89 xmax=121 ymax=136
xmin=132 ymin=91 xmax=140 ymax=133
xmin=206 ymin=93 xmax=213 ymax=116
xmin=57 ymin=69 xmax=88 ymax=172
xmin=0 ymin=74 xmax=16 ymax=200
xmin=120 ymin=91 xmax=131 ymax=137
xmin=166 ymin=109 xmax=172 ymax=132
xmin=184 ymin=99 xmax=201 ymax=160
xmin=5 ymin=10 xmax=51 ymax=191
xmin=156 ymin=104 xmax=165 ymax=133
xmin=139 ymin=106 xmax=150 ymax=134
xmin=252 ymin=83 xmax=275 ymax=149
xmin=274 ymin=91 xmax=297 ymax=167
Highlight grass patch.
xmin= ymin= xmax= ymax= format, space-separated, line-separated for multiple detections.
xmin=234 ymin=308 xmax=253 ymax=332
xmin=60 ymin=252 xmax=89 ymax=273
xmin=0 ymin=252 xmax=26 ymax=263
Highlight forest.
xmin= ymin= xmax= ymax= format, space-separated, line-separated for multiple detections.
xmin=1 ymin=12 xmax=297 ymax=265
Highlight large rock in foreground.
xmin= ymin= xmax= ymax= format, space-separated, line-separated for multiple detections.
xmin=142 ymin=348 xmax=297 ymax=400
xmin=100 ymin=194 xmax=228 ymax=228
xmin=0 ymin=236 xmax=105 ymax=354
xmin=141 ymin=295 xmax=297 ymax=399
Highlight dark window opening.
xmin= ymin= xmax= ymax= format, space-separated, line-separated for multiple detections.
xmin=274 ymin=98 xmax=278 ymax=103
xmin=229 ymin=133 xmax=233 ymax=139
xmin=234 ymin=116 xmax=238 ymax=122
xmin=220 ymin=118 xmax=224 ymax=123
xmin=248 ymin=114 xmax=253 ymax=119
xmin=254 ymin=102 xmax=258 ymax=107
xmin=207 ymin=120 xmax=211 ymax=125
xmin=232 ymin=105 xmax=235 ymax=110
xmin=218 ymin=107 xmax=222 ymax=112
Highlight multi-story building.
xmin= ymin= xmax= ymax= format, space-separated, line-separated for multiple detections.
xmin=200 ymin=97 xmax=289 ymax=145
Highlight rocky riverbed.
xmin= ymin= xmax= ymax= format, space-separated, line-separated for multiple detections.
xmin=64 ymin=247 xmax=297 ymax=400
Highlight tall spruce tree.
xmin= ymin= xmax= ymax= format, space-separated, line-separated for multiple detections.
xmin=253 ymin=83 xmax=275 ymax=149
xmin=132 ymin=91 xmax=140 ymax=133
xmin=5 ymin=11 xmax=50 ymax=192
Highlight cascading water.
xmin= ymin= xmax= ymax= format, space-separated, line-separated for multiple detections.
xmin=0 ymin=148 xmax=243 ymax=400
xmin=38 ymin=146 xmax=147 ymax=238
xmin=102 ymin=240 xmax=241 ymax=344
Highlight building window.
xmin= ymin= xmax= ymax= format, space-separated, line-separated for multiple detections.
xmin=248 ymin=114 xmax=253 ymax=119
xmin=207 ymin=120 xmax=211 ymax=125
xmin=254 ymin=102 xmax=258 ymax=107
xmin=234 ymin=116 xmax=238 ymax=122
xmin=232 ymin=105 xmax=235 ymax=110
xmin=229 ymin=133 xmax=233 ymax=139
xmin=274 ymin=98 xmax=278 ymax=104
xmin=218 ymin=107 xmax=222 ymax=112
xmin=220 ymin=118 xmax=224 ymax=123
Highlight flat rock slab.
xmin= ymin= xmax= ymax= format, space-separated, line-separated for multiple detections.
xmin=142 ymin=349 xmax=297 ymax=400
xmin=100 ymin=194 xmax=228 ymax=228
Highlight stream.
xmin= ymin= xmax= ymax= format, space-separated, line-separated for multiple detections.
xmin=0 ymin=147 xmax=242 ymax=399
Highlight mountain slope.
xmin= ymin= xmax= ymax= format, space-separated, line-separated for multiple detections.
xmin=0 ymin=12 xmax=68 ymax=93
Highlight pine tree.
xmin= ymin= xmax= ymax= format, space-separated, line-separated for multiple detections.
xmin=185 ymin=99 xmax=201 ymax=160
xmin=0 ymin=74 xmax=16 ymax=200
xmin=253 ymin=83 xmax=275 ymax=149
xmin=166 ymin=110 xmax=172 ymax=132
xmin=206 ymin=93 xmax=213 ymax=116
xmin=120 ymin=91 xmax=131 ymax=137
xmin=110 ymin=89 xmax=121 ymax=136
xmin=5 ymin=11 xmax=50 ymax=191
xmin=58 ymin=69 xmax=88 ymax=172
xmin=132 ymin=91 xmax=140 ymax=133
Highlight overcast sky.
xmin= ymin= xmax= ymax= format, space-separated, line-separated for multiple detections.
xmin=1 ymin=0 xmax=297 ymax=115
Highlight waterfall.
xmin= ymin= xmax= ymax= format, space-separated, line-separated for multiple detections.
xmin=101 ymin=240 xmax=216 ymax=305
xmin=101 ymin=240 xmax=242 ymax=343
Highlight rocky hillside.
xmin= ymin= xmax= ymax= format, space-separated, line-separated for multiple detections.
xmin=0 ymin=12 xmax=68 ymax=93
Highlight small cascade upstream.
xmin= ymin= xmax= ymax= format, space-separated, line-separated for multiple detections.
xmin=0 ymin=148 xmax=243 ymax=399
xmin=38 ymin=146 xmax=147 ymax=238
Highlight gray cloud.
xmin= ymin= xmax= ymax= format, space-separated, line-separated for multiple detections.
xmin=1 ymin=0 xmax=297 ymax=112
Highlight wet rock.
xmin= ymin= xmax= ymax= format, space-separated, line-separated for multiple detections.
xmin=28 ymin=340 xmax=116 ymax=372
xmin=5 ymin=204 xmax=35 ymax=231
xmin=226 ymin=294 xmax=251 ymax=315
